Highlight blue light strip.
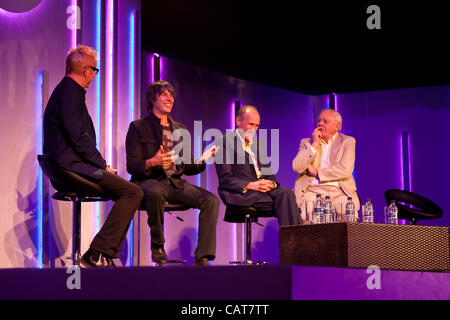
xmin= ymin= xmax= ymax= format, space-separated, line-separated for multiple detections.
xmin=105 ymin=0 xmax=114 ymax=167
xmin=129 ymin=11 xmax=135 ymax=122
xmin=36 ymin=71 xmax=43 ymax=268
xmin=128 ymin=10 xmax=136 ymax=266
xmin=401 ymin=131 xmax=411 ymax=191
xmin=94 ymin=0 xmax=102 ymax=233
xmin=71 ymin=0 xmax=78 ymax=48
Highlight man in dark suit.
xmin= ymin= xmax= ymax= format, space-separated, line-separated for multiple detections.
xmin=125 ymin=81 xmax=219 ymax=266
xmin=215 ymin=105 xmax=300 ymax=226
xmin=43 ymin=45 xmax=143 ymax=267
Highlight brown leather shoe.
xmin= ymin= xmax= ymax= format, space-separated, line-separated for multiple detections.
xmin=151 ymin=247 xmax=168 ymax=265
xmin=193 ymin=257 xmax=210 ymax=266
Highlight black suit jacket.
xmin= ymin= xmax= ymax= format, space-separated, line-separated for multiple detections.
xmin=43 ymin=77 xmax=106 ymax=181
xmin=215 ymin=131 xmax=279 ymax=206
xmin=125 ymin=112 xmax=205 ymax=188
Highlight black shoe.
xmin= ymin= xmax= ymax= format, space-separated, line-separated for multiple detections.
xmin=193 ymin=257 xmax=210 ymax=266
xmin=151 ymin=246 xmax=167 ymax=265
xmin=81 ymin=248 xmax=116 ymax=268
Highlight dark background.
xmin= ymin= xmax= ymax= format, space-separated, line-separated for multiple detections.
xmin=141 ymin=1 xmax=450 ymax=95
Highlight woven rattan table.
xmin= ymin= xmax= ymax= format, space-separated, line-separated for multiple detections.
xmin=279 ymin=222 xmax=450 ymax=272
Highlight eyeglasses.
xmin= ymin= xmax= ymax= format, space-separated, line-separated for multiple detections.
xmin=84 ymin=65 xmax=99 ymax=75
xmin=317 ymin=117 xmax=336 ymax=125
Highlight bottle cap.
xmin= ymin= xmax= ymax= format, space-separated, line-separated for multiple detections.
xmin=316 ymin=194 xmax=321 ymax=198
xmin=325 ymin=195 xmax=330 ymax=199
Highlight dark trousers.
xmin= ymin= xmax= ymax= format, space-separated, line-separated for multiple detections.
xmin=90 ymin=171 xmax=144 ymax=258
xmin=137 ymin=179 xmax=219 ymax=260
xmin=253 ymin=187 xmax=300 ymax=226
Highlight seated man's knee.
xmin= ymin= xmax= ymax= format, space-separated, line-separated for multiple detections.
xmin=201 ymin=193 xmax=220 ymax=211
xmin=142 ymin=185 xmax=166 ymax=202
xmin=134 ymin=185 xmax=144 ymax=201
xmin=278 ymin=187 xmax=295 ymax=197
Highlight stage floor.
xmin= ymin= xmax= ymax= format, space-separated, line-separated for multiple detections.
xmin=1 ymin=264 xmax=449 ymax=300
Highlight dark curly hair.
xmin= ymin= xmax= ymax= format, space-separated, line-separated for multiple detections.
xmin=146 ymin=80 xmax=175 ymax=111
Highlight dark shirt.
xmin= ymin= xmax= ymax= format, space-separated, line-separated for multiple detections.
xmin=161 ymin=125 xmax=176 ymax=177
xmin=43 ymin=77 xmax=106 ymax=180
xmin=125 ymin=112 xmax=205 ymax=188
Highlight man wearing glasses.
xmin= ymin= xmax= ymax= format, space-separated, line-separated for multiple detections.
xmin=43 ymin=45 xmax=143 ymax=267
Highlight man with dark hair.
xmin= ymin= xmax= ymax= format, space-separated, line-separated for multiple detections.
xmin=125 ymin=80 xmax=219 ymax=266
xmin=43 ymin=45 xmax=144 ymax=267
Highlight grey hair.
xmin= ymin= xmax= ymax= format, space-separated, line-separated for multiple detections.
xmin=320 ymin=109 xmax=342 ymax=130
xmin=65 ymin=45 xmax=98 ymax=75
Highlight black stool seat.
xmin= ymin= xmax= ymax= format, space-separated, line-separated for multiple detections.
xmin=223 ymin=205 xmax=274 ymax=265
xmin=139 ymin=201 xmax=190 ymax=212
xmin=37 ymin=155 xmax=111 ymax=265
xmin=224 ymin=205 xmax=274 ymax=224
xmin=138 ymin=200 xmax=190 ymax=223
xmin=385 ymin=189 xmax=443 ymax=225
xmin=52 ymin=191 xmax=110 ymax=202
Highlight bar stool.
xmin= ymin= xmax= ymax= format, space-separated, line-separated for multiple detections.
xmin=138 ymin=200 xmax=191 ymax=265
xmin=223 ymin=205 xmax=274 ymax=265
xmin=385 ymin=189 xmax=443 ymax=225
xmin=37 ymin=155 xmax=110 ymax=265
xmin=51 ymin=192 xmax=109 ymax=265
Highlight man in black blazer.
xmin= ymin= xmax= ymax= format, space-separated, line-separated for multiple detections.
xmin=215 ymin=106 xmax=300 ymax=226
xmin=43 ymin=45 xmax=143 ymax=267
xmin=126 ymin=81 xmax=219 ymax=266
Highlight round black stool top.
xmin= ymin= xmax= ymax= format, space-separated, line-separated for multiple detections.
xmin=384 ymin=189 xmax=443 ymax=223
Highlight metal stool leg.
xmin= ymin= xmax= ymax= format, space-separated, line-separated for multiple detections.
xmin=72 ymin=198 xmax=82 ymax=265
xmin=244 ymin=213 xmax=252 ymax=263
xmin=229 ymin=214 xmax=268 ymax=265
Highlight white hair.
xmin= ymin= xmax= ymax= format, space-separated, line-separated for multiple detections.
xmin=320 ymin=109 xmax=342 ymax=130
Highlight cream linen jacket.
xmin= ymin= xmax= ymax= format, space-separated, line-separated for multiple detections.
xmin=292 ymin=133 xmax=359 ymax=208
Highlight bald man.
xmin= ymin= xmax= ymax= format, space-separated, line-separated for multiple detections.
xmin=215 ymin=106 xmax=300 ymax=226
xmin=292 ymin=109 xmax=360 ymax=223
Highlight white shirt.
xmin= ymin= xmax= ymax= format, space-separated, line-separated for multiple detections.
xmin=310 ymin=133 xmax=339 ymax=187
xmin=235 ymin=130 xmax=262 ymax=179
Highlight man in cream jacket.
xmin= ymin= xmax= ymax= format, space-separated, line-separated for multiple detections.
xmin=292 ymin=109 xmax=359 ymax=223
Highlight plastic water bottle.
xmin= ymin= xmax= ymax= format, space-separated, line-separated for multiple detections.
xmin=345 ymin=197 xmax=356 ymax=222
xmin=387 ymin=200 xmax=398 ymax=224
xmin=313 ymin=194 xmax=323 ymax=224
xmin=363 ymin=198 xmax=374 ymax=223
xmin=324 ymin=196 xmax=334 ymax=223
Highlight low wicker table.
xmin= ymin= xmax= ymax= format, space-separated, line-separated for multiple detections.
xmin=279 ymin=222 xmax=450 ymax=272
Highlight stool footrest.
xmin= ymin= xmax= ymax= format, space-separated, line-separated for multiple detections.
xmin=229 ymin=260 xmax=268 ymax=265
